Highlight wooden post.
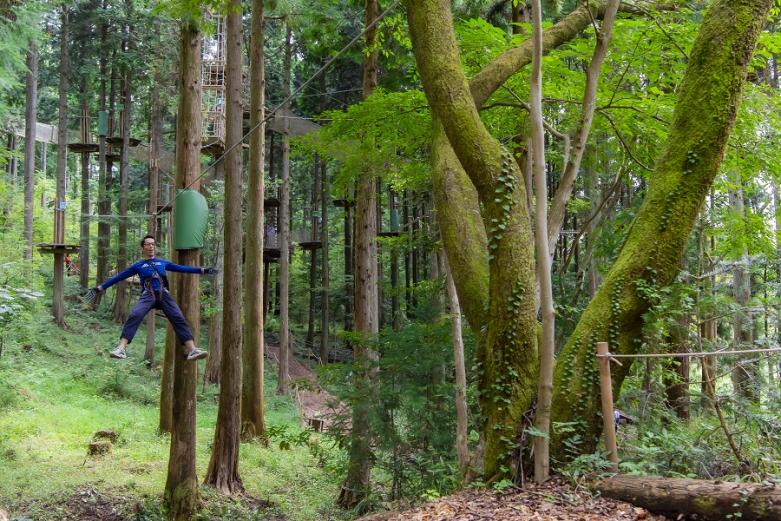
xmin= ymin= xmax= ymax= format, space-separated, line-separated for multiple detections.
xmin=597 ymin=341 xmax=619 ymax=471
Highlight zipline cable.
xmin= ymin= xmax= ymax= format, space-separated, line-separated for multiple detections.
xmin=156 ymin=0 xmax=403 ymax=216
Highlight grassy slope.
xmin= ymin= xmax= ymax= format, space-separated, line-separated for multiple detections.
xmin=0 ymin=281 xmax=349 ymax=521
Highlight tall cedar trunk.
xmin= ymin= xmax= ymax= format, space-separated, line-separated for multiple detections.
xmin=159 ymin=326 xmax=176 ymax=432
xmin=390 ymin=190 xmax=400 ymax=330
xmin=528 ymin=0 xmax=553 ymax=483
xmin=337 ymin=0 xmax=380 ymax=509
xmin=79 ymin=90 xmax=91 ymax=290
xmin=549 ymin=0 xmax=772 ymax=458
xmin=23 ymin=41 xmax=37 ymax=260
xmin=406 ymin=0 xmax=538 ymax=479
xmin=52 ymin=5 xmax=68 ymax=328
xmin=113 ymin=60 xmax=131 ymax=323
xmin=163 ymin=18 xmax=202 ymax=520
xmin=205 ymin=178 xmax=224 ymax=385
xmin=344 ymin=202 xmax=353 ymax=334
xmin=307 ymin=162 xmax=319 ymax=349
xmin=205 ymin=0 xmax=244 ymax=493
xmin=277 ymin=23 xmax=292 ymax=395
xmin=145 ymin=78 xmax=162 ymax=365
xmin=730 ymin=172 xmax=757 ymax=401
xmin=241 ymin=0 xmax=266 ymax=440
xmin=96 ymin=40 xmax=112 ymax=305
xmin=664 ymin=313 xmax=690 ymax=420
xmin=699 ymin=212 xmax=718 ymax=406
xmin=8 ymin=134 xmax=17 ymax=189
xmin=445 ymin=256 xmax=470 ymax=479
xmin=320 ymin=156 xmax=330 ymax=362
xmin=376 ymin=183 xmax=384 ymax=328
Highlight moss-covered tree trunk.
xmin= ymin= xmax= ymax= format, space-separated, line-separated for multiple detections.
xmin=549 ymin=0 xmax=772 ymax=458
xmin=406 ymin=0 xmax=538 ymax=480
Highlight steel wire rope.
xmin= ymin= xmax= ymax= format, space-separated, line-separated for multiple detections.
xmin=156 ymin=0 xmax=402 ymax=216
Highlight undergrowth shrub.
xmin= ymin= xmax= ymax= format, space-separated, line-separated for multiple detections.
xmin=321 ymin=289 xmax=478 ymax=504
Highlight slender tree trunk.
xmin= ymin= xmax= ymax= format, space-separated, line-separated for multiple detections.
xmin=96 ymin=44 xmax=112 ymax=305
xmin=390 ymin=190 xmax=400 ymax=331
xmin=205 ymin=0 xmax=244 ymax=494
xmin=307 ymin=159 xmax=320 ymax=348
xmin=7 ymin=134 xmax=17 ymax=190
xmin=79 ymin=92 xmax=91 ymax=290
xmin=163 ymin=18 xmax=202 ymax=520
xmin=277 ymin=22 xmax=292 ymax=395
xmin=445 ymin=256 xmax=469 ymax=479
xmin=205 ymin=183 xmax=224 ymax=384
xmin=528 ymin=0 xmax=553 ymax=484
xmin=145 ymin=78 xmax=162 ymax=365
xmin=320 ymin=157 xmax=330 ymax=362
xmin=23 ymin=41 xmax=37 ymax=260
xmin=52 ymin=5 xmax=69 ymax=328
xmin=546 ymin=0 xmax=620 ymax=254
xmin=113 ymin=62 xmax=131 ymax=323
xmin=550 ymin=0 xmax=772 ymax=457
xmin=730 ymin=172 xmax=757 ymax=401
xmin=344 ymin=202 xmax=353 ymax=334
xmin=338 ymin=0 xmax=380 ymax=509
xmin=664 ymin=314 xmax=690 ymax=420
xmin=241 ymin=0 xmax=266 ymax=440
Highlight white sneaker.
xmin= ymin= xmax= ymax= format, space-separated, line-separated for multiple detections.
xmin=110 ymin=345 xmax=127 ymax=359
xmin=185 ymin=347 xmax=208 ymax=361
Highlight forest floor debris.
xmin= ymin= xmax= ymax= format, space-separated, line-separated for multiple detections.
xmin=359 ymin=479 xmax=670 ymax=521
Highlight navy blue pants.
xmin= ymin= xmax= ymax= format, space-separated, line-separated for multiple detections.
xmin=120 ymin=289 xmax=194 ymax=345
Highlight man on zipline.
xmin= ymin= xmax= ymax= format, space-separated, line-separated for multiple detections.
xmin=84 ymin=234 xmax=215 ymax=361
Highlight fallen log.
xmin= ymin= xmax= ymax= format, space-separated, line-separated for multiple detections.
xmin=596 ymin=476 xmax=781 ymax=521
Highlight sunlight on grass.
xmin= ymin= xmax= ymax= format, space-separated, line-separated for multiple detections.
xmin=0 ymin=301 xmax=350 ymax=521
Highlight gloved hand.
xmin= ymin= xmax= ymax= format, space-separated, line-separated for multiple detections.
xmin=83 ymin=286 xmax=103 ymax=304
xmin=203 ymin=267 xmax=219 ymax=275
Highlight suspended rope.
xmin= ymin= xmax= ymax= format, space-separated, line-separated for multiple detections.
xmin=156 ymin=0 xmax=402 ymax=216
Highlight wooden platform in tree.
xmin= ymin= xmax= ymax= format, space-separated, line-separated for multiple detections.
xmin=67 ymin=143 xmax=99 ymax=153
xmin=333 ymin=199 xmax=354 ymax=208
xmin=106 ymin=136 xmax=142 ymax=147
xmin=378 ymin=231 xmax=401 ymax=238
xmin=263 ymin=247 xmax=281 ymax=262
xmin=156 ymin=204 xmax=172 ymax=213
xmin=37 ymin=243 xmax=80 ymax=255
xmin=201 ymin=137 xmax=224 ymax=157
xmin=264 ymin=197 xmax=280 ymax=208
xmin=297 ymin=241 xmax=322 ymax=251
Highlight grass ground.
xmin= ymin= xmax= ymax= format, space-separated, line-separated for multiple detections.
xmin=0 ymin=281 xmax=351 ymax=521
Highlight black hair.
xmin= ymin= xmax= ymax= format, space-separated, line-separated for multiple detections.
xmin=140 ymin=234 xmax=156 ymax=247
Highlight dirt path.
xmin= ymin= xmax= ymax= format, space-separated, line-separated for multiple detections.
xmin=265 ymin=341 xmax=344 ymax=431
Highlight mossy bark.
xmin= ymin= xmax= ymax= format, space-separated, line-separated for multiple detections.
xmin=549 ymin=0 xmax=772 ymax=458
xmin=407 ymin=0 xmax=538 ymax=479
